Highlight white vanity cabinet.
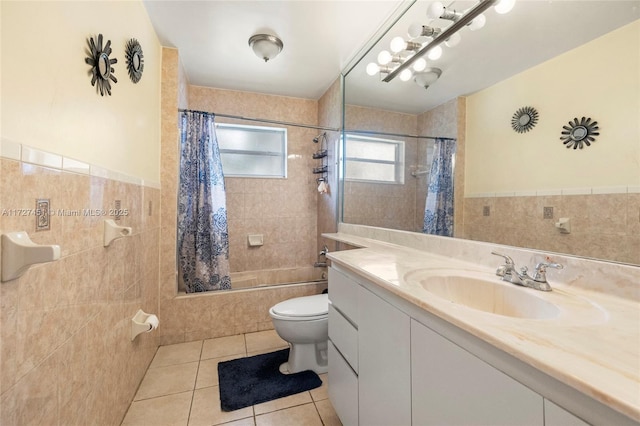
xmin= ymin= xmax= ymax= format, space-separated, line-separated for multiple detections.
xmin=411 ymin=319 xmax=543 ymax=425
xmin=328 ymin=265 xmax=599 ymax=426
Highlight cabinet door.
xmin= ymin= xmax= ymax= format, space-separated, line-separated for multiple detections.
xmin=358 ymin=286 xmax=411 ymax=426
xmin=411 ymin=319 xmax=543 ymax=426
xmin=544 ymin=399 xmax=589 ymax=426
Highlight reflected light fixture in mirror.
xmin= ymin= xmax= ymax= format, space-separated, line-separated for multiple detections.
xmin=414 ymin=67 xmax=442 ymax=89
xmin=366 ymin=0 xmax=514 ymax=85
xmin=248 ymin=34 xmax=284 ymax=62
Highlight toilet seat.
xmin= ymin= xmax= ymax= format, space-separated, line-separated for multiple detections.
xmin=270 ymin=294 xmax=328 ymax=321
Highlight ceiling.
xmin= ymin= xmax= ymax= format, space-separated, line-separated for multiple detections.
xmin=143 ymin=0 xmax=404 ymax=100
xmin=144 ymin=1 xmax=640 ymax=112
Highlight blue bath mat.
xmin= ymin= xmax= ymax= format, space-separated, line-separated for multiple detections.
xmin=217 ymin=348 xmax=322 ymax=411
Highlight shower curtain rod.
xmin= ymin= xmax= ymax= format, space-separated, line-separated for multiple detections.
xmin=344 ymin=128 xmax=457 ymax=141
xmin=179 ymin=108 xmax=340 ymax=132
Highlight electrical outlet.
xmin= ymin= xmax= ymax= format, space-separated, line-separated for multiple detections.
xmin=483 ymin=206 xmax=490 ymax=217
xmin=543 ymin=206 xmax=554 ymax=219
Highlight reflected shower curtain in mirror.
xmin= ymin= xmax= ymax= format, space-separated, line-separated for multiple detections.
xmin=423 ymin=138 xmax=456 ymax=237
xmin=178 ymin=111 xmax=231 ymax=293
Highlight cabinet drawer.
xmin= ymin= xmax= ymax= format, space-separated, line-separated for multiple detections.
xmin=328 ymin=303 xmax=358 ymax=373
xmin=328 ymin=341 xmax=358 ymax=426
xmin=328 ymin=267 xmax=359 ymax=325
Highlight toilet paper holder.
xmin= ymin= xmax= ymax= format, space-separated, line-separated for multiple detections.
xmin=131 ymin=309 xmax=159 ymax=341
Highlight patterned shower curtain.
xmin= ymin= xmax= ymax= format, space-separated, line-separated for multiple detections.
xmin=178 ymin=111 xmax=231 ymax=292
xmin=423 ymin=137 xmax=456 ymax=237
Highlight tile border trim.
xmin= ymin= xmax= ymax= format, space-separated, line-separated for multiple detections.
xmin=1 ymin=138 xmax=161 ymax=189
xmin=466 ymin=185 xmax=639 ymax=198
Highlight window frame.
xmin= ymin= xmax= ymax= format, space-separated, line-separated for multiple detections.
xmin=215 ymin=122 xmax=288 ymax=179
xmin=343 ymin=133 xmax=405 ymax=185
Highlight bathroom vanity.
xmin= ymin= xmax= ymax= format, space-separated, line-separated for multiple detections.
xmin=325 ymin=229 xmax=640 ymax=426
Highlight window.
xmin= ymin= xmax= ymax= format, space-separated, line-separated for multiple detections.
xmin=344 ymin=134 xmax=405 ymax=184
xmin=215 ymin=123 xmax=287 ymax=178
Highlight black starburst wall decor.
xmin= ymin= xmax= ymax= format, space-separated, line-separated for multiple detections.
xmin=511 ymin=106 xmax=539 ymax=133
xmin=125 ymin=38 xmax=144 ymax=83
xmin=560 ymin=117 xmax=600 ymax=149
xmin=85 ymin=34 xmax=118 ymax=96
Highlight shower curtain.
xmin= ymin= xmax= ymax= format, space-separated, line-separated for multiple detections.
xmin=177 ymin=111 xmax=231 ymax=292
xmin=423 ymin=137 xmax=456 ymax=237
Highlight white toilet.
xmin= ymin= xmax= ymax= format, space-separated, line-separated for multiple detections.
xmin=269 ymin=293 xmax=329 ymax=374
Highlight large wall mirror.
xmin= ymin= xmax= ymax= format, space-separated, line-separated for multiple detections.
xmin=341 ymin=0 xmax=640 ymax=265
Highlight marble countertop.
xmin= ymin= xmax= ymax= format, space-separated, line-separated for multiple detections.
xmin=324 ymin=233 xmax=640 ymax=423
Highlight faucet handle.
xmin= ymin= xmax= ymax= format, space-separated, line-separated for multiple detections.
xmin=533 ymin=261 xmax=563 ymax=282
xmin=491 ymin=251 xmax=515 ymax=265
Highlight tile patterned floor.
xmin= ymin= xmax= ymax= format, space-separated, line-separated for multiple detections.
xmin=121 ymin=330 xmax=342 ymax=426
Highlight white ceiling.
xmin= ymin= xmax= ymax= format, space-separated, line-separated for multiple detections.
xmin=143 ymin=0 xmax=404 ymax=99
xmin=144 ymin=1 xmax=640 ymax=112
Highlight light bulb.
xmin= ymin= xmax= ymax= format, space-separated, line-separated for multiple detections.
xmin=427 ymin=1 xmax=444 ymax=19
xmin=427 ymin=45 xmax=442 ymax=61
xmin=366 ymin=62 xmax=380 ymax=76
xmin=469 ymin=14 xmax=486 ymax=31
xmin=444 ymin=33 xmax=461 ymax=48
xmin=408 ymin=22 xmax=423 ymax=39
xmin=390 ymin=36 xmax=406 ymax=53
xmin=399 ymin=69 xmax=413 ymax=82
xmin=377 ymin=50 xmax=392 ymax=65
xmin=413 ymin=58 xmax=427 ymax=72
xmin=495 ymin=0 xmax=516 ymax=14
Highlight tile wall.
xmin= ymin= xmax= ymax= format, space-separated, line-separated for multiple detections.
xmin=317 ymin=79 xmax=342 ymax=252
xmin=0 ymin=148 xmax=161 ymax=425
xmin=463 ymin=192 xmax=640 ymax=265
xmin=343 ymin=104 xmax=419 ymax=231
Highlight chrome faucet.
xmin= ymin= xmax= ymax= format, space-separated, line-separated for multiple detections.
xmin=491 ymin=251 xmax=563 ymax=292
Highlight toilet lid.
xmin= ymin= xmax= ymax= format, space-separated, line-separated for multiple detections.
xmin=272 ymin=294 xmax=328 ymax=318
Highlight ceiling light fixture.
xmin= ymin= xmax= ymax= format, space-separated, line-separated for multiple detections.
xmin=366 ymin=0 xmax=513 ymax=87
xmin=248 ymin=34 xmax=283 ymax=62
xmin=414 ymin=67 xmax=442 ymax=89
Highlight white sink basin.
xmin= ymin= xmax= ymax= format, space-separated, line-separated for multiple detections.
xmin=407 ymin=270 xmax=561 ymax=319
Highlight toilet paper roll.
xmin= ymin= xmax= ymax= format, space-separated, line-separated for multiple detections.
xmin=145 ymin=314 xmax=159 ymax=331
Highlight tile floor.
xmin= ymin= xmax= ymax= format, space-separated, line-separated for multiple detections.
xmin=121 ymin=330 xmax=342 ymax=426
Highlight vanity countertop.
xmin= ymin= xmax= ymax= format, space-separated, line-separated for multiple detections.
xmin=324 ymin=232 xmax=640 ymax=423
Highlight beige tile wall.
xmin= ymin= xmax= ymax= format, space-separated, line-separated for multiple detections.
xmin=343 ymin=105 xmax=419 ymax=231
xmin=317 ymin=79 xmax=341 ymax=252
xmin=157 ymin=49 xmax=329 ymax=346
xmin=0 ymin=158 xmax=160 ymax=425
xmin=463 ymin=193 xmax=640 ymax=265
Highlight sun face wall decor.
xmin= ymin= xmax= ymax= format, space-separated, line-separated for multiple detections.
xmin=85 ymin=34 xmax=118 ymax=96
xmin=125 ymin=38 xmax=144 ymax=83
xmin=560 ymin=117 xmax=600 ymax=149
xmin=511 ymin=106 xmax=539 ymax=133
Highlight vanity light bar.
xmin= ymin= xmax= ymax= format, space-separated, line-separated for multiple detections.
xmin=383 ymin=0 xmax=499 ymax=83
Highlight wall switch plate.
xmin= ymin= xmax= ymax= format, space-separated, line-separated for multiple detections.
xmin=543 ymin=207 xmax=554 ymax=219
xmin=35 ymin=199 xmax=50 ymax=231
xmin=483 ymin=206 xmax=490 ymax=217
xmin=114 ymin=200 xmax=121 ymax=221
